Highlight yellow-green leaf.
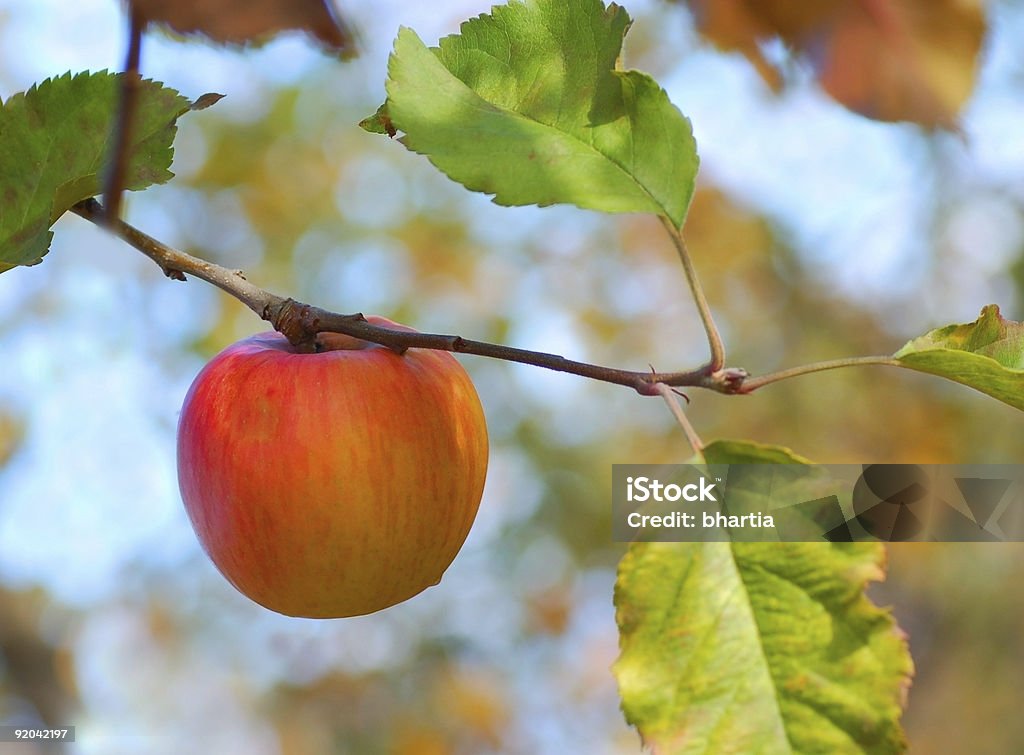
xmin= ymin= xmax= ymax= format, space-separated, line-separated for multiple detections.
xmin=894 ymin=305 xmax=1024 ymax=411
xmin=614 ymin=439 xmax=912 ymax=754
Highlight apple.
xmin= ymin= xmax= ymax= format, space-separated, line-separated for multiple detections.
xmin=176 ymin=316 xmax=489 ymax=618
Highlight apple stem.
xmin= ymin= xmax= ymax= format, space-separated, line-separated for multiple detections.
xmin=70 ymin=198 xmax=897 ymax=396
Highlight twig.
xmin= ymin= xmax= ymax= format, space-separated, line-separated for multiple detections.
xmin=73 ymin=197 xmax=281 ymax=310
xmin=71 ymin=198 xmax=715 ymax=393
xmin=737 ymin=356 xmax=900 ymax=392
xmin=660 ymin=217 xmax=725 ymax=371
xmin=71 ymin=199 xmax=900 ymax=398
xmin=653 ymin=383 xmax=704 ymax=454
xmin=102 ymin=7 xmax=146 ymax=225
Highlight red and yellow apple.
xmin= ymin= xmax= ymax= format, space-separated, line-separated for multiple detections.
xmin=176 ymin=317 xmax=488 ymax=618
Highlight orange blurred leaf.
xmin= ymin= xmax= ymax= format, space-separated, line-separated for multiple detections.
xmin=684 ymin=0 xmax=986 ymax=127
xmin=129 ymin=0 xmax=356 ymax=56
xmin=390 ymin=724 xmax=452 ymax=755
xmin=432 ymin=669 xmax=509 ymax=747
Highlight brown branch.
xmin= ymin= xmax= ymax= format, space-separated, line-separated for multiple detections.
xmin=70 ymin=199 xmax=896 ymax=397
xmin=74 ymin=197 xmax=282 ymax=310
xmin=102 ymin=7 xmax=146 ymax=225
xmin=72 ymin=198 xmax=733 ymax=394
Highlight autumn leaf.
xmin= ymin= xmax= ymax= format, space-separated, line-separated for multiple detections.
xmin=129 ymin=0 xmax=356 ymax=57
xmin=894 ymin=305 xmax=1024 ymax=412
xmin=680 ymin=0 xmax=986 ymax=128
xmin=614 ymin=440 xmax=912 ymax=754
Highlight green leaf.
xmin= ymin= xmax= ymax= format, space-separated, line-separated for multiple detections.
xmin=363 ymin=0 xmax=699 ymax=229
xmin=691 ymin=438 xmax=816 ymax=466
xmin=0 ymin=71 xmax=205 ymax=274
xmin=358 ymin=103 xmax=395 ymax=136
xmin=894 ymin=304 xmax=1024 ymax=411
xmin=614 ymin=439 xmax=912 ymax=754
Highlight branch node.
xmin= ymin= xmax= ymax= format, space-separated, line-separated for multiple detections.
xmin=710 ymin=367 xmax=750 ymax=394
xmin=273 ymin=299 xmax=318 ymax=353
xmin=633 ymin=379 xmax=663 ymax=397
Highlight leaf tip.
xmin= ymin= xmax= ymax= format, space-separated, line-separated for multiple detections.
xmin=191 ymin=92 xmax=225 ymax=111
xmin=359 ymin=104 xmax=397 ymax=137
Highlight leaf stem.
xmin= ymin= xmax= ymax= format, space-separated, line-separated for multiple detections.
xmin=653 ymin=383 xmax=703 ymax=453
xmin=660 ymin=217 xmax=725 ymax=371
xmin=738 ymin=356 xmax=900 ymax=393
xmin=102 ymin=7 xmax=146 ymax=225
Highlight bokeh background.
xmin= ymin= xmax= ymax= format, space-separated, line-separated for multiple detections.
xmin=1 ymin=0 xmax=1023 ymax=752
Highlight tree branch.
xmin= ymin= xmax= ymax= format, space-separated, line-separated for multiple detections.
xmin=71 ymin=198 xmax=720 ymax=394
xmin=101 ymin=7 xmax=146 ymax=225
xmin=71 ymin=198 xmax=898 ymax=398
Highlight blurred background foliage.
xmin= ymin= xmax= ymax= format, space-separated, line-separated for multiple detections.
xmin=1 ymin=0 xmax=1024 ymax=752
